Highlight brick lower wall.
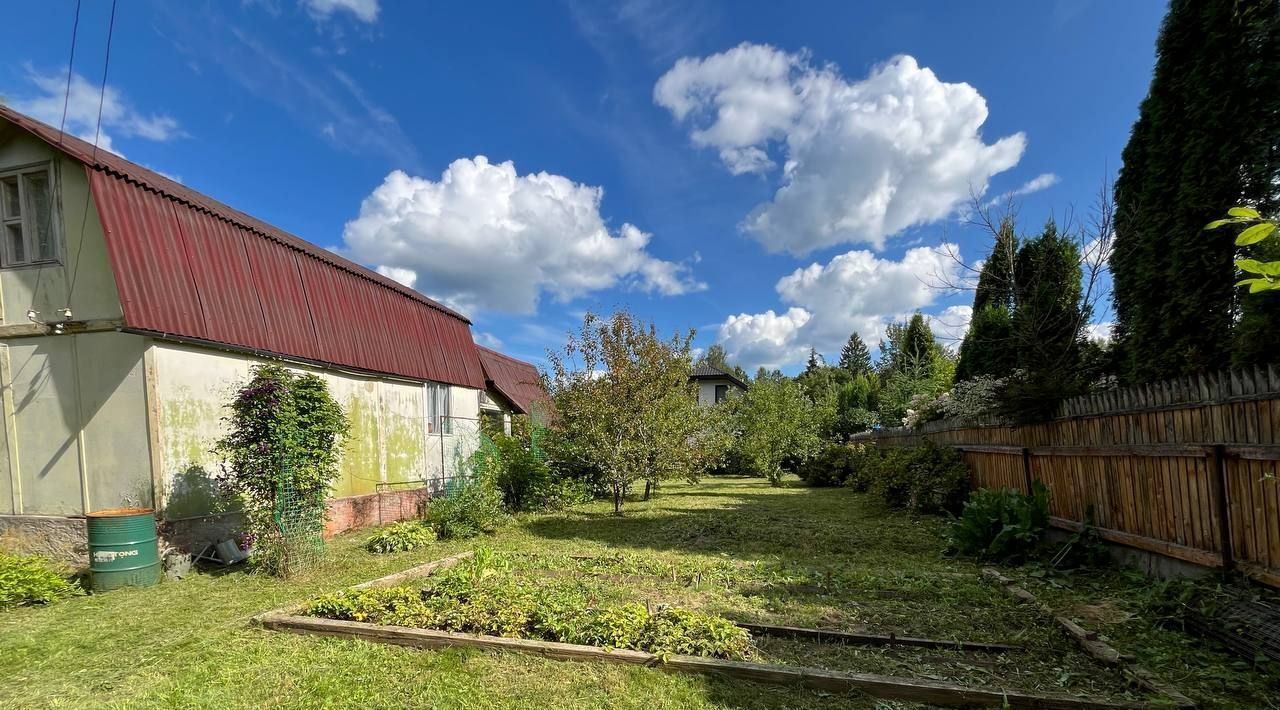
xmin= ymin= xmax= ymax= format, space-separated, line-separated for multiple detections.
xmin=1 ymin=488 xmax=429 ymax=566
xmin=324 ymin=487 xmax=429 ymax=538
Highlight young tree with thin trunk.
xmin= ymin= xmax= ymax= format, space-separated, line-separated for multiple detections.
xmin=544 ymin=311 xmax=703 ymax=514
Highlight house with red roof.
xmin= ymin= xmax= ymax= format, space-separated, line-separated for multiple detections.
xmin=0 ymin=105 xmax=546 ymax=561
xmin=476 ymin=346 xmax=552 ymax=434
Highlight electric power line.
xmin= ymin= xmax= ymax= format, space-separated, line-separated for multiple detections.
xmin=25 ymin=0 xmax=82 ymax=321
xmin=65 ymin=0 xmax=117 ymax=310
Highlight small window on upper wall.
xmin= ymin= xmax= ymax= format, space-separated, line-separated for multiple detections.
xmin=0 ymin=165 xmax=59 ymax=268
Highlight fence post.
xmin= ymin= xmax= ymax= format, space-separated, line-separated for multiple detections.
xmin=1021 ymin=447 xmax=1034 ymax=495
xmin=1211 ymin=444 xmax=1234 ymax=573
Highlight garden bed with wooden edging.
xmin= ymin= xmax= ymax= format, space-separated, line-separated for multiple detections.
xmin=253 ymin=553 xmax=1170 ymax=709
xmin=856 ymin=365 xmax=1280 ymax=588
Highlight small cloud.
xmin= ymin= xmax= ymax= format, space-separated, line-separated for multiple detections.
xmin=985 ymin=172 xmax=1060 ymax=207
xmin=474 ymin=331 xmax=504 ymax=349
xmin=301 ymin=0 xmax=379 ymax=23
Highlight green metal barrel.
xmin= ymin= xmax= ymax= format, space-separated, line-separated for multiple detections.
xmin=87 ymin=508 xmax=161 ymax=591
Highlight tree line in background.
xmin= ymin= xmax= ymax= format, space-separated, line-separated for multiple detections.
xmin=918 ymin=0 xmax=1280 ymax=426
xmin=414 ymin=0 xmax=1280 ymax=518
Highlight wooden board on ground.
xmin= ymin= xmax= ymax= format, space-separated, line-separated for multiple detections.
xmin=258 ymin=613 xmax=1153 ymax=709
xmin=735 ymin=621 xmax=1021 ymax=654
xmin=982 ymin=567 xmax=1196 ymax=709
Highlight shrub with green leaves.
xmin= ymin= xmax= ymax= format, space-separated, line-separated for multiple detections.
xmin=870 ymin=442 xmax=970 ymax=515
xmin=424 ymin=479 xmax=507 ymax=540
xmin=364 ymin=521 xmax=435 ymax=554
xmin=841 ymin=444 xmax=878 ymax=493
xmin=797 ymin=443 xmax=879 ymax=488
xmin=303 ymin=553 xmax=752 ymax=660
xmin=949 ymin=483 xmax=1050 ymax=562
xmin=215 ymin=364 xmax=349 ymax=576
xmin=0 ymin=552 xmax=81 ymax=609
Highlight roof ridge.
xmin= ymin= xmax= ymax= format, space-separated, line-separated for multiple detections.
xmin=0 ymin=104 xmax=471 ymax=325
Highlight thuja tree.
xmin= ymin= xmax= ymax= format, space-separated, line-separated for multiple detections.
xmin=1110 ymin=0 xmax=1280 ymax=381
xmin=216 ymin=364 xmax=349 ymax=575
xmin=545 ymin=311 xmax=705 ymax=514
xmin=1002 ymin=221 xmax=1088 ymax=422
xmin=956 ymin=218 xmax=1018 ymax=383
xmin=877 ymin=314 xmax=951 ymax=426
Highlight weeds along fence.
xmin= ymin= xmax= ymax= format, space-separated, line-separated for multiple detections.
xmin=854 ymin=365 xmax=1280 ymax=589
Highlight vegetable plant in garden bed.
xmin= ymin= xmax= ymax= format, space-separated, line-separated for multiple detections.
xmin=364 ymin=521 xmax=435 ymax=554
xmin=302 ymin=552 xmax=753 ymax=660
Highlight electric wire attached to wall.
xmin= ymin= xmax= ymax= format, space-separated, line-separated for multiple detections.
xmin=62 ymin=0 xmax=118 ymax=322
xmin=24 ymin=0 xmax=81 ymax=328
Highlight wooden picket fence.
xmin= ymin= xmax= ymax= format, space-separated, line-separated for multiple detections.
xmin=855 ymin=365 xmax=1280 ymax=589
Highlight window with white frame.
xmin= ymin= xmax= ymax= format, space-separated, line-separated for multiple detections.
xmin=427 ymin=383 xmax=452 ymax=435
xmin=0 ymin=164 xmax=59 ymax=267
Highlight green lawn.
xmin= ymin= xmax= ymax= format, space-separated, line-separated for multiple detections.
xmin=1 ymin=477 xmax=1274 ymax=708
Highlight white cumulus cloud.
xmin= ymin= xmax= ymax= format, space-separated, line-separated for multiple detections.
xmin=928 ymin=305 xmax=973 ymax=345
xmin=1084 ymin=321 xmax=1114 ymax=343
xmin=716 ymin=244 xmax=964 ymax=370
xmin=717 ymin=308 xmax=812 ymax=371
xmin=655 ymin=44 xmax=1025 ymax=255
xmin=342 ymin=156 xmax=704 ymax=316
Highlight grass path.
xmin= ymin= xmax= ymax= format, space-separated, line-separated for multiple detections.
xmin=1 ymin=477 xmax=1273 ymax=708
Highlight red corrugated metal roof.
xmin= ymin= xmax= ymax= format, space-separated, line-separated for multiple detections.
xmin=477 ymin=346 xmax=550 ymax=415
xmin=0 ymin=105 xmax=485 ymax=389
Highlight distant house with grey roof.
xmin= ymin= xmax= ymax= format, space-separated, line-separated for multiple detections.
xmin=689 ymin=365 xmax=747 ymax=406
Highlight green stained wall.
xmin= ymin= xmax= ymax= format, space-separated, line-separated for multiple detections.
xmin=151 ymin=341 xmax=475 ymax=519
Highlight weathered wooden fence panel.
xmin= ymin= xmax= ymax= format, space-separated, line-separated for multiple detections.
xmin=856 ymin=367 xmax=1280 ymax=588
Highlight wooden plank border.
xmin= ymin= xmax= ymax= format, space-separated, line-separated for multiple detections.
xmin=258 ymin=613 xmax=1150 ymax=709
xmin=734 ymin=622 xmax=1021 ymax=653
xmin=982 ymin=568 xmax=1196 ymax=709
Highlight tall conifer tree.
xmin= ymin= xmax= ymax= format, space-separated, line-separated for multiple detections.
xmin=838 ymin=333 xmax=873 ymax=377
xmin=956 ymin=219 xmax=1019 ymax=382
xmin=1111 ymin=0 xmax=1280 ymax=381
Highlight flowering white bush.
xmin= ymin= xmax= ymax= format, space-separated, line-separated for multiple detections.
xmin=941 ymin=376 xmax=1004 ymax=422
xmin=902 ymin=376 xmax=1006 ymax=429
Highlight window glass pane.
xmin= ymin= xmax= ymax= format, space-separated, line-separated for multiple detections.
xmin=1 ymin=178 xmax=18 ymax=220
xmin=22 ymin=172 xmax=53 ymax=260
xmin=6 ymin=224 xmax=24 ymax=264
xmin=441 ymin=386 xmax=452 ymax=434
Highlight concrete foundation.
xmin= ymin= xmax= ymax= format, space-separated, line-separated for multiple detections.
xmin=0 ymin=514 xmax=87 ymax=564
xmin=2 ymin=487 xmax=431 ymax=567
xmin=1045 ymin=528 xmax=1215 ymax=581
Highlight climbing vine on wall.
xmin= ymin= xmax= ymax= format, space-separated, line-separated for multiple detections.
xmin=215 ymin=364 xmax=349 ymax=576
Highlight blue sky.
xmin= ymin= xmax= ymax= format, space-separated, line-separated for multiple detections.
xmin=0 ymin=0 xmax=1165 ymax=373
